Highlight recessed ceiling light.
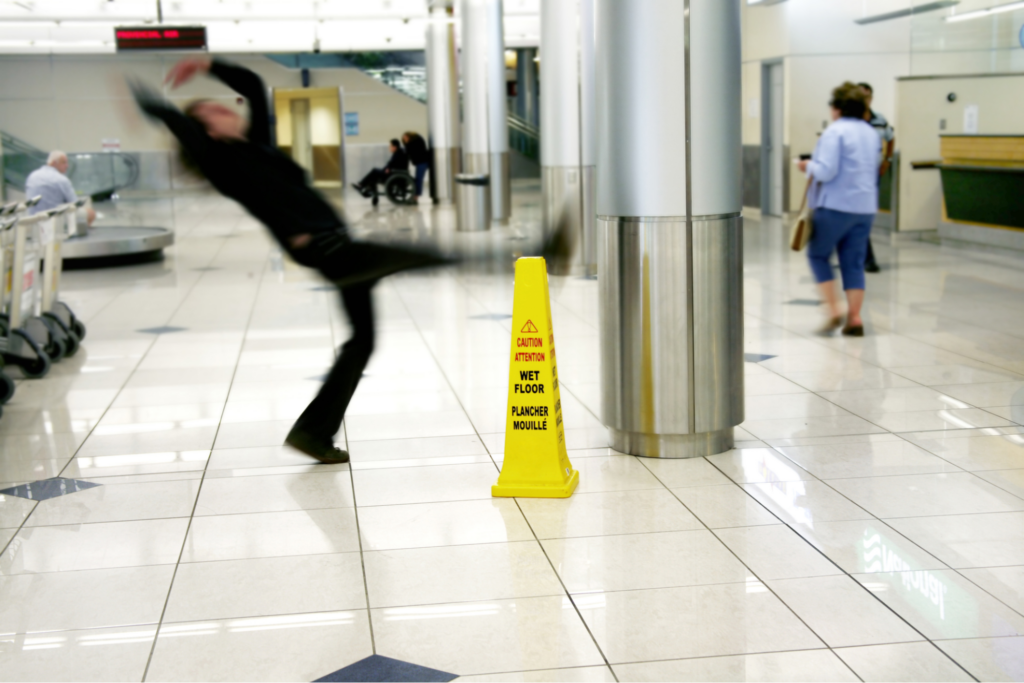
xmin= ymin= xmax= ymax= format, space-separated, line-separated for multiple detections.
xmin=946 ymin=0 xmax=1024 ymax=22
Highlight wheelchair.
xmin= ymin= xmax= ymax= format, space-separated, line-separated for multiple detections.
xmin=355 ymin=170 xmax=416 ymax=207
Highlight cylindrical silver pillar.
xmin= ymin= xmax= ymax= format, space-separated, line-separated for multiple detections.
xmin=597 ymin=0 xmax=743 ymax=458
xmin=426 ymin=1 xmax=461 ymax=204
xmin=515 ymin=48 xmax=538 ymax=126
xmin=540 ymin=0 xmax=596 ymax=276
xmin=460 ymin=0 xmax=510 ymax=224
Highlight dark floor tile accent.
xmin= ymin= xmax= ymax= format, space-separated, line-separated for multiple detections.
xmin=576 ymin=275 xmax=598 ymax=281
xmin=307 ymin=374 xmax=329 ymax=382
xmin=315 ymin=655 xmax=456 ymax=683
xmin=785 ymin=299 xmax=822 ymax=306
xmin=310 ymin=285 xmax=337 ymax=292
xmin=470 ymin=313 xmax=512 ymax=321
xmin=0 ymin=478 xmax=100 ymax=501
xmin=136 ymin=326 xmax=188 ymax=335
xmin=744 ymin=353 xmax=777 ymax=363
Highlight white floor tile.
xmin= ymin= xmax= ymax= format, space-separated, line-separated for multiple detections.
xmin=357 ymin=499 xmax=535 ymax=551
xmin=371 ymin=595 xmax=605 ymax=676
xmin=613 ymin=650 xmax=859 ymax=682
xmin=0 ymin=564 xmax=174 ymax=633
xmin=673 ymin=485 xmax=780 ymax=528
xmin=194 ymin=470 xmax=354 ymax=515
xmin=0 ymin=625 xmax=157 ymax=682
xmin=518 ymin=489 xmax=704 ymax=539
xmin=165 ymin=553 xmax=366 ymax=622
xmin=25 ymin=479 xmax=200 ymax=527
xmin=834 ymin=642 xmax=973 ymax=682
xmin=828 ymin=472 xmax=1024 ymax=518
xmin=544 ymin=530 xmax=753 ymax=593
xmin=147 ymin=611 xmax=372 ymax=682
xmin=364 ymin=541 xmax=563 ymax=608
xmin=714 ymin=524 xmax=844 ymax=580
xmin=767 ymin=575 xmax=924 ymax=647
xmin=181 ymin=509 xmax=360 ymax=562
xmin=935 ymin=637 xmax=1024 ymax=682
xmin=575 ymin=584 xmax=824 ymax=663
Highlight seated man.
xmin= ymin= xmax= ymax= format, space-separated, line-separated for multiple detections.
xmin=352 ymin=139 xmax=408 ymax=197
xmin=25 ymin=151 xmax=95 ymax=225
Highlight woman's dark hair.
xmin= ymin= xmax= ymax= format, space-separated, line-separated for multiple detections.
xmin=829 ymin=82 xmax=867 ymax=119
xmin=178 ymin=99 xmax=212 ymax=177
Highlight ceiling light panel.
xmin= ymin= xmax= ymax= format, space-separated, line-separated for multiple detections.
xmin=0 ymin=0 xmax=156 ymax=22
xmin=946 ymin=0 xmax=1024 ymax=22
xmin=206 ymin=20 xmax=316 ymax=52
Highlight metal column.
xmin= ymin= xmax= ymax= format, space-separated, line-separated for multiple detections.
xmin=461 ymin=0 xmax=510 ymax=224
xmin=427 ymin=0 xmax=461 ymax=204
xmin=540 ymin=0 xmax=595 ymax=276
xmin=597 ymin=0 xmax=743 ymax=458
xmin=515 ymin=48 xmax=538 ymax=126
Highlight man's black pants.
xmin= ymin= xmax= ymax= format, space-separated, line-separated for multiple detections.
xmin=291 ymin=282 xmax=374 ymax=445
xmin=288 ymin=231 xmax=376 ymax=446
xmin=359 ymin=168 xmax=388 ymax=190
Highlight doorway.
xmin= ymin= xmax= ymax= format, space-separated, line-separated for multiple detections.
xmin=761 ymin=61 xmax=785 ymax=216
xmin=272 ymin=87 xmax=345 ymax=188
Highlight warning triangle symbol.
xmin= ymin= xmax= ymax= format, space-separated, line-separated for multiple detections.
xmin=520 ymin=320 xmax=539 ymax=334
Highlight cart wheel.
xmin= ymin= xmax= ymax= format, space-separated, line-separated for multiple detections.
xmin=43 ymin=313 xmax=79 ymax=357
xmin=72 ymin=319 xmax=86 ymax=341
xmin=39 ymin=319 xmax=66 ymax=363
xmin=11 ymin=330 xmax=51 ymax=379
xmin=0 ymin=371 xmax=14 ymax=404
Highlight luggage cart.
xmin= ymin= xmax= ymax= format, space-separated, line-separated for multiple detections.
xmin=0 ymin=210 xmax=54 ymax=378
xmin=39 ymin=199 xmax=87 ymax=353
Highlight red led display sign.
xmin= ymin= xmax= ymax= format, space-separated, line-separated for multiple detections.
xmin=115 ymin=26 xmax=206 ymax=51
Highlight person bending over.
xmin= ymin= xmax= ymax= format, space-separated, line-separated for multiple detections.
xmin=352 ymin=139 xmax=408 ymax=198
xmin=402 ymin=131 xmax=430 ymax=200
xmin=130 ymin=58 xmax=448 ymax=464
xmin=25 ymin=151 xmax=96 ymax=225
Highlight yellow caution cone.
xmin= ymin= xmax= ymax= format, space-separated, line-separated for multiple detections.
xmin=492 ymin=257 xmax=579 ymax=499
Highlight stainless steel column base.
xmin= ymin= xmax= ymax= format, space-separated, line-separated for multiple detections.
xmin=490 ymin=151 xmax=511 ymax=222
xmin=609 ymin=427 xmax=733 ymax=459
xmin=431 ymin=146 xmax=461 ymax=204
xmin=542 ymin=165 xmax=596 ymax=275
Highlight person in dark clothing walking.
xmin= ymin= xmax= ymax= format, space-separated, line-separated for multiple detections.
xmin=402 ymin=132 xmax=430 ymax=200
xmin=131 ymin=58 xmax=448 ymax=464
xmin=353 ymin=139 xmax=408 ymax=197
xmin=857 ymin=82 xmax=894 ymax=274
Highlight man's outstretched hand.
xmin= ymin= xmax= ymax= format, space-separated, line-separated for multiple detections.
xmin=164 ymin=58 xmax=212 ymax=89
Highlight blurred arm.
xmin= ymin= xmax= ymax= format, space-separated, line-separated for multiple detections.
xmin=129 ymin=79 xmax=212 ymax=167
xmin=208 ymin=60 xmax=271 ymax=146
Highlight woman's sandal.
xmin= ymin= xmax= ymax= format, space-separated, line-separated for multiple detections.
xmin=842 ymin=325 xmax=864 ymax=337
xmin=817 ymin=316 xmax=843 ymax=337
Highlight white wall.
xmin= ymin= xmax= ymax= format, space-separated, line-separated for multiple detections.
xmin=0 ymin=53 xmax=426 ymax=153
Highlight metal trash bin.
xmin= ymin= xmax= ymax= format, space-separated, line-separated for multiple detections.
xmin=455 ymin=173 xmax=491 ymax=232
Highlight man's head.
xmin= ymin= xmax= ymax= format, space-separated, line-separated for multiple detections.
xmin=858 ymin=82 xmax=874 ymax=109
xmin=47 ymin=150 xmax=69 ymax=174
xmin=184 ymin=99 xmax=246 ymax=140
xmin=390 ymin=138 xmax=401 ymax=153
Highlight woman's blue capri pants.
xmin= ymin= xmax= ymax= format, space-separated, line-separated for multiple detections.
xmin=807 ymin=208 xmax=875 ymax=291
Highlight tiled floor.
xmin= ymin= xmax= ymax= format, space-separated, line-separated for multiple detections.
xmin=2 ymin=183 xmax=1024 ymax=681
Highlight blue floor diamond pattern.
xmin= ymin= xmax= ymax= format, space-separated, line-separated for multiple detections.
xmin=0 ymin=478 xmax=100 ymax=501
xmin=315 ymin=655 xmax=457 ymax=683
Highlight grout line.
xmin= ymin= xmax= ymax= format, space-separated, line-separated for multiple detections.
xmin=332 ymin=290 xmax=378 ymax=655
xmin=140 ymin=229 xmax=267 ymax=682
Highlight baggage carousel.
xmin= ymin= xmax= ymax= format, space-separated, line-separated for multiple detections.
xmin=63 ymin=225 xmax=174 ymax=262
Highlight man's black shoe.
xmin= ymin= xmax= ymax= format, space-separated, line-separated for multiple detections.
xmin=865 ymin=262 xmax=881 ymax=273
xmin=285 ymin=429 xmax=350 ymax=464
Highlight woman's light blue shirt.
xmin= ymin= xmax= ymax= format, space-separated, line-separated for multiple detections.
xmin=806 ymin=117 xmax=879 ymax=215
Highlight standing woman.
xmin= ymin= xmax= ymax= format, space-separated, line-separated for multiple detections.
xmin=797 ymin=82 xmax=879 ymax=336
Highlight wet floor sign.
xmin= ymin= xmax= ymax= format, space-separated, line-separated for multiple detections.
xmin=492 ymin=257 xmax=579 ymax=499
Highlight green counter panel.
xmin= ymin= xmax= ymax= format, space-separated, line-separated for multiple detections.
xmin=939 ymin=166 xmax=1024 ymax=230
